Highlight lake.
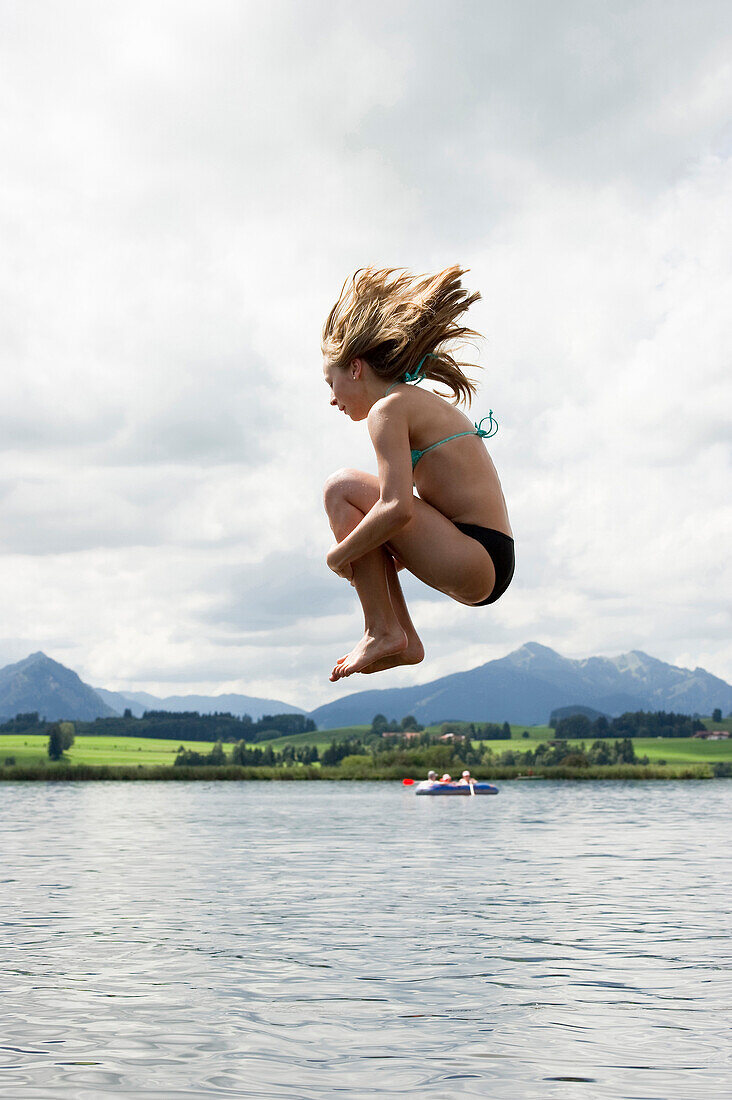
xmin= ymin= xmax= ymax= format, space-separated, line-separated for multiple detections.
xmin=2 ymin=780 xmax=730 ymax=1098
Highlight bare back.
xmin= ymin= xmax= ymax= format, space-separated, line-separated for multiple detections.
xmin=379 ymin=386 xmax=512 ymax=535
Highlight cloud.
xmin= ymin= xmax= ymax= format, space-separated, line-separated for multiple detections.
xmin=203 ymin=551 xmax=355 ymax=631
xmin=0 ymin=1 xmax=729 ymax=705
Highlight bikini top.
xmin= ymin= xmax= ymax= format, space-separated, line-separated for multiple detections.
xmin=384 ymin=354 xmax=498 ymax=468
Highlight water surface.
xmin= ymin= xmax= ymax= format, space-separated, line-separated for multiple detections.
xmin=2 ymin=780 xmax=730 ymax=1098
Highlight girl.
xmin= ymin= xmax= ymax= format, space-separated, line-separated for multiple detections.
xmin=322 ymin=265 xmax=513 ymax=682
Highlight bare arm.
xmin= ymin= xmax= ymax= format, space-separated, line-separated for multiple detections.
xmin=328 ymin=398 xmax=414 ymax=572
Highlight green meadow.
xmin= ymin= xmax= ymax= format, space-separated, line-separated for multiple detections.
xmin=0 ymin=735 xmax=211 ymax=769
xmin=1 ymin=725 xmax=731 ymax=771
xmin=263 ymin=725 xmax=371 ymax=752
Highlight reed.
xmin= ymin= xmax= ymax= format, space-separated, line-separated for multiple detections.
xmin=0 ymin=762 xmax=718 ymax=781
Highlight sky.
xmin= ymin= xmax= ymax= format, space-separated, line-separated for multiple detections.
xmin=1 ymin=0 xmax=730 ymax=709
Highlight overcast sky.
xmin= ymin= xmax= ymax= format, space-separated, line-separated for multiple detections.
xmin=1 ymin=0 xmax=730 ymax=709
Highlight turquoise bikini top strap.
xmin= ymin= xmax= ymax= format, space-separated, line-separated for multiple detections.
xmin=384 ymin=353 xmax=435 ymax=396
xmin=421 ymin=413 xmax=498 ymax=451
xmin=410 ymin=412 xmax=499 ymax=468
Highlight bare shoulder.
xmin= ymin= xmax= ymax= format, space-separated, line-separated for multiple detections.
xmin=366 ymin=393 xmax=410 ymax=437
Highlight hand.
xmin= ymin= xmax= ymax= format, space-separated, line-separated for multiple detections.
xmin=327 ymin=544 xmax=353 ymax=582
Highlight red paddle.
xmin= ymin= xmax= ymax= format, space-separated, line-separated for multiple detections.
xmin=402 ymin=777 xmax=415 ymax=785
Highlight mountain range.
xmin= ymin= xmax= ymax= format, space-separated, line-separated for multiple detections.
xmin=93 ymin=686 xmax=304 ymax=721
xmin=308 ymin=642 xmax=732 ymax=727
xmin=0 ymin=653 xmax=304 ymax=723
xmin=0 ymin=644 xmax=730 ymax=728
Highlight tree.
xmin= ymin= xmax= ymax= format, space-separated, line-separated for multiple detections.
xmin=588 ymin=740 xmax=612 ymax=766
xmin=555 ymin=714 xmax=592 ymax=740
xmin=3 ymin=712 xmax=41 ymax=732
xmin=48 ymin=722 xmax=75 ymax=760
xmin=371 ymin=714 xmax=388 ymax=736
xmin=712 ymin=708 xmax=722 ymax=723
xmin=209 ymin=741 xmax=226 ymax=765
xmin=616 ymin=738 xmax=636 ymax=764
xmin=502 ymin=721 xmax=511 ymax=739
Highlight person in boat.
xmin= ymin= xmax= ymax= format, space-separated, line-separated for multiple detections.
xmin=414 ymin=770 xmax=439 ymax=792
xmin=438 ymin=773 xmax=454 ymax=784
xmin=322 ymin=265 xmax=514 ymax=681
xmin=458 ymin=770 xmax=476 ymax=786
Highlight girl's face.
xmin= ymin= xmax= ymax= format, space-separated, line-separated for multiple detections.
xmin=323 ymin=359 xmax=369 ymax=421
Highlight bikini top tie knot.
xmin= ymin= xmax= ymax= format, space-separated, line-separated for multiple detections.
xmin=385 ymin=353 xmax=433 ymax=395
xmin=401 ymin=360 xmax=429 ymax=385
xmin=382 ymin=355 xmax=499 ymax=467
xmin=474 ymin=413 xmax=498 ymax=439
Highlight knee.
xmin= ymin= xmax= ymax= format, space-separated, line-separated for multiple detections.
xmin=323 ymin=467 xmax=360 ymax=512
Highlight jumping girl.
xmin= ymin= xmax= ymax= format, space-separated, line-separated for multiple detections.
xmin=322 ymin=266 xmax=514 ymax=682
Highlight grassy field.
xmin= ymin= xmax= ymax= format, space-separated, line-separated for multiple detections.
xmin=263 ymin=725 xmax=371 ymax=751
xmin=0 ymin=735 xmax=215 ymax=768
xmin=632 ymin=737 xmax=732 ymax=763
xmin=1 ymin=726 xmax=730 ymax=771
xmin=467 ymin=737 xmax=732 ymax=762
xmin=702 ymin=716 xmax=732 ymax=733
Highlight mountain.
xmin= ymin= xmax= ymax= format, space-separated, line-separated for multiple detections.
xmin=95 ymin=688 xmax=305 ymax=721
xmin=0 ymin=652 xmax=119 ymax=722
xmin=94 ymin=687 xmax=143 ymax=716
xmin=309 ymin=642 xmax=732 ymax=728
xmin=3 ymin=644 xmax=730 ymax=729
xmin=0 ymin=653 xmax=306 ymax=724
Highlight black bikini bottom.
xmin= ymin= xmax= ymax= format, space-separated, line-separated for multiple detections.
xmin=454 ymin=523 xmax=515 ymax=606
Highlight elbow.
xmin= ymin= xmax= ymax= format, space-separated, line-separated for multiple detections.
xmin=389 ymin=500 xmax=414 ymax=532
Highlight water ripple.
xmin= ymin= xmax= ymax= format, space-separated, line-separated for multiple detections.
xmin=1 ymin=779 xmax=731 ymax=1098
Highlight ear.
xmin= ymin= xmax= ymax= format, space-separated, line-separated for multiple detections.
xmin=350 ymin=358 xmax=362 ymax=380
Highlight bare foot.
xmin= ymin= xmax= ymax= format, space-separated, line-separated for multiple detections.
xmin=361 ymin=634 xmax=425 ymax=674
xmin=329 ymin=627 xmax=407 ymax=681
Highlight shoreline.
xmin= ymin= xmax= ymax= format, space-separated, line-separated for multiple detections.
xmin=1 ymin=762 xmax=728 ymax=782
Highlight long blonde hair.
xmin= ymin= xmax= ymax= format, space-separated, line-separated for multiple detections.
xmin=321 ymin=265 xmax=482 ymax=405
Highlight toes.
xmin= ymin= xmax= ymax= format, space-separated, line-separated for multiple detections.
xmin=330 ymin=651 xmax=351 ymax=680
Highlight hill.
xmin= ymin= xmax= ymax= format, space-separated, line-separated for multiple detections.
xmin=309 ymin=642 xmax=732 ymax=728
xmin=94 ymin=687 xmax=305 ymax=721
xmin=2 ymin=644 xmax=730 ymax=729
xmin=0 ymin=652 xmax=118 ymax=722
xmin=0 ymin=653 xmax=305 ymax=723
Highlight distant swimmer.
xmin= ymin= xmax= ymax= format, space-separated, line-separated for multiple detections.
xmin=322 ymin=266 xmax=514 ymax=682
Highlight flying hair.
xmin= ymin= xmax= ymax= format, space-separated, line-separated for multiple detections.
xmin=321 ymin=265 xmax=482 ymax=406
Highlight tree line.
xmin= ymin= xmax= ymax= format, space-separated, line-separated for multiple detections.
xmin=551 ymin=710 xmax=706 ymax=740
xmin=171 ymin=733 xmax=642 ymax=771
xmin=175 ymin=741 xmax=319 ymax=767
xmin=0 ymin=710 xmax=316 ymax=742
xmin=369 ymin=714 xmax=512 ymax=739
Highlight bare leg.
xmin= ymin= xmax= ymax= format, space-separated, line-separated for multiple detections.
xmin=324 ymin=481 xmax=408 ymax=680
xmin=328 ymin=471 xmax=497 ymax=605
xmin=323 ymin=464 xmax=496 ymax=679
xmin=360 ymin=554 xmax=424 ymax=674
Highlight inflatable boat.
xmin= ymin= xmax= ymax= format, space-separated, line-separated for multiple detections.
xmin=415 ymin=782 xmax=499 ymax=796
